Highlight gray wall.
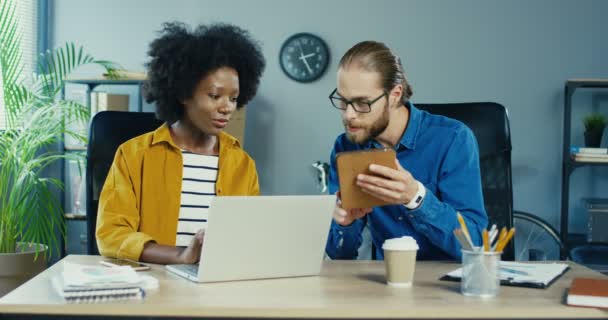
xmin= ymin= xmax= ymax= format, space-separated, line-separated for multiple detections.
xmin=53 ymin=0 xmax=608 ymax=234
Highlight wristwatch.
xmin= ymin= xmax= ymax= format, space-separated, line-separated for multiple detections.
xmin=404 ymin=180 xmax=426 ymax=210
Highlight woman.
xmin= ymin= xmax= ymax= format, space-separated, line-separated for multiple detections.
xmin=96 ymin=22 xmax=266 ymax=264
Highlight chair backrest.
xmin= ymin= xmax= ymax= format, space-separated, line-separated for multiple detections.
xmin=416 ymin=102 xmax=515 ymax=260
xmin=85 ymin=111 xmax=164 ymax=255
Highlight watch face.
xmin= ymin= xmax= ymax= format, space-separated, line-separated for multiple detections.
xmin=280 ymin=33 xmax=329 ymax=83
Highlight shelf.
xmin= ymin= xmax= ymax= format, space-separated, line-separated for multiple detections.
xmin=569 ymin=158 xmax=608 ymax=168
xmin=560 ymin=78 xmax=608 ymax=259
xmin=60 ymin=79 xmax=145 ymax=258
xmin=64 ymin=146 xmax=87 ymax=151
xmin=566 ymin=78 xmax=608 ymax=88
xmin=64 ymin=213 xmax=86 ymax=220
xmin=65 ymin=78 xmax=145 ymax=86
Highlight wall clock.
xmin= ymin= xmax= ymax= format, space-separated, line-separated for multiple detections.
xmin=279 ymin=33 xmax=329 ymax=83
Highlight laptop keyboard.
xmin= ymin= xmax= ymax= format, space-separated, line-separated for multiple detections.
xmin=174 ymin=264 xmax=199 ymax=276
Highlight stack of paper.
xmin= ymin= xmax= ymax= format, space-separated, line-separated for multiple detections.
xmin=571 ymin=147 xmax=608 ymax=163
xmin=52 ymin=262 xmax=146 ymax=303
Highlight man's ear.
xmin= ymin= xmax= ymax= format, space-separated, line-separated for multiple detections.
xmin=389 ymin=84 xmax=403 ymax=107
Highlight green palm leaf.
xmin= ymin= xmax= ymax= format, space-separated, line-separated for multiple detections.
xmin=0 ymin=0 xmax=120 ymax=257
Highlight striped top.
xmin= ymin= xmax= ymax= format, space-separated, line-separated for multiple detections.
xmin=176 ymin=150 xmax=218 ymax=247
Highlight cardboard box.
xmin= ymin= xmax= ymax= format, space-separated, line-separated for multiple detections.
xmin=225 ymin=107 xmax=246 ymax=145
xmin=96 ymin=92 xmax=129 ymax=112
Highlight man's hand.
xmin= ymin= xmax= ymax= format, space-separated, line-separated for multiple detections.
xmin=333 ymin=191 xmax=372 ymax=226
xmin=177 ymin=229 xmax=205 ymax=264
xmin=356 ymin=159 xmax=420 ymax=205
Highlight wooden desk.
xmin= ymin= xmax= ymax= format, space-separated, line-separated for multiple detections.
xmin=0 ymin=255 xmax=607 ymax=319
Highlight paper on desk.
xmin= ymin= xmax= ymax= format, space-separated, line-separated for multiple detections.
xmin=62 ymin=262 xmax=142 ymax=287
xmin=445 ymin=261 xmax=569 ymax=287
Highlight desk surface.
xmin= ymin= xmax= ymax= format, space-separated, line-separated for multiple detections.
xmin=1 ymin=255 xmax=607 ymax=319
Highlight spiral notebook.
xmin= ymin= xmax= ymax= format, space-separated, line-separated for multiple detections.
xmin=52 ymin=277 xmax=144 ymax=303
xmin=52 ymin=262 xmax=145 ymax=303
xmin=440 ymin=261 xmax=570 ymax=289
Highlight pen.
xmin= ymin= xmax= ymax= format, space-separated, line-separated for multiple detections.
xmin=489 ymin=224 xmax=497 ymax=236
xmin=489 ymin=224 xmax=497 ymax=244
xmin=500 ymin=267 xmax=530 ymax=276
xmin=489 ymin=230 xmax=498 ymax=247
xmin=453 ymin=229 xmax=473 ymax=251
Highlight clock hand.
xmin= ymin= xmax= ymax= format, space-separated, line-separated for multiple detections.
xmin=300 ymin=52 xmax=316 ymax=59
xmin=297 ymin=42 xmax=305 ymax=55
xmin=299 ymin=55 xmax=314 ymax=74
xmin=296 ymin=42 xmax=315 ymax=74
xmin=296 ymin=42 xmax=317 ymax=59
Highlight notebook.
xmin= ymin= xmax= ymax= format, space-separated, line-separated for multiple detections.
xmin=440 ymin=261 xmax=569 ymax=289
xmin=52 ymin=262 xmax=145 ymax=303
xmin=567 ymin=278 xmax=608 ymax=309
xmin=336 ymin=149 xmax=396 ymax=209
xmin=52 ymin=277 xmax=144 ymax=303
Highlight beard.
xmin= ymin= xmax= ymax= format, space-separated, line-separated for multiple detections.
xmin=344 ymin=101 xmax=390 ymax=145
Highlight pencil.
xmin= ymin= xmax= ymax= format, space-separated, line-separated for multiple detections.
xmin=482 ymin=229 xmax=489 ymax=252
xmin=495 ymin=228 xmax=516 ymax=253
xmin=498 ymin=227 xmax=507 ymax=244
xmin=456 ymin=212 xmax=472 ymax=246
xmin=490 ymin=227 xmax=506 ymax=251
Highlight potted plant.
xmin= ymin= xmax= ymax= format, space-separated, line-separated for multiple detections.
xmin=583 ymin=113 xmax=607 ymax=148
xmin=0 ymin=0 xmax=117 ymax=296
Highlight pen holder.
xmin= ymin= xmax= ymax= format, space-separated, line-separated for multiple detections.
xmin=461 ymin=249 xmax=501 ymax=298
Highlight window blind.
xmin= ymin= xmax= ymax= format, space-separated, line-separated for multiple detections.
xmin=0 ymin=0 xmax=38 ymax=129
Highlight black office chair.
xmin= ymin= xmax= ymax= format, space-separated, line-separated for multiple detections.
xmin=416 ymin=102 xmax=515 ymax=260
xmin=85 ymin=111 xmax=164 ymax=255
xmin=418 ymin=102 xmax=571 ymax=261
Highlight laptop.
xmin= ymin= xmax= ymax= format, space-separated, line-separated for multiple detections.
xmin=165 ymin=195 xmax=335 ymax=283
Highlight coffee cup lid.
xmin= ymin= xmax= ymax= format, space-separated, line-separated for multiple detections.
xmin=382 ymin=236 xmax=419 ymax=251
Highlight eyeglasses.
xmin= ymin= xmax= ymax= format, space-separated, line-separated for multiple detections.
xmin=328 ymin=88 xmax=387 ymax=113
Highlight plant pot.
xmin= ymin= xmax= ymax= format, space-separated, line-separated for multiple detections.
xmin=584 ymin=129 xmax=604 ymax=148
xmin=0 ymin=243 xmax=47 ymax=298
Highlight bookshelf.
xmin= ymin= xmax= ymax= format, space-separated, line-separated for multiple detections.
xmin=63 ymin=78 xmax=145 ymax=112
xmin=560 ymin=78 xmax=608 ymax=259
xmin=61 ymin=79 xmax=145 ymax=257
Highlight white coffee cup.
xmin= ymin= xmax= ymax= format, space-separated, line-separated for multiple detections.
xmin=382 ymin=236 xmax=419 ymax=288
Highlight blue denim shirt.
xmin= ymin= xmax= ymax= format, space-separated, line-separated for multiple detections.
xmin=325 ymin=102 xmax=488 ymax=260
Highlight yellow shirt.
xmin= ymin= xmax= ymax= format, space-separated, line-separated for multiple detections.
xmin=96 ymin=124 xmax=260 ymax=261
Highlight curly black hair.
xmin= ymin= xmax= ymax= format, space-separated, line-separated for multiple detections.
xmin=144 ymin=22 xmax=266 ymax=124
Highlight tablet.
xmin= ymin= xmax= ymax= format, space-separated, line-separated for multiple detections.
xmin=336 ymin=148 xmax=397 ymax=209
xmin=100 ymin=258 xmax=150 ymax=271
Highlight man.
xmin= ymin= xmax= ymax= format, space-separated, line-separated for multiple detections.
xmin=325 ymin=41 xmax=487 ymax=260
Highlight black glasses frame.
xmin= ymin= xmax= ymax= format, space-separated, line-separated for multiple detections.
xmin=328 ymin=88 xmax=387 ymax=113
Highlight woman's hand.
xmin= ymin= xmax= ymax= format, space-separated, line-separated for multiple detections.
xmin=140 ymin=229 xmax=206 ymax=265
xmin=177 ymin=229 xmax=205 ymax=264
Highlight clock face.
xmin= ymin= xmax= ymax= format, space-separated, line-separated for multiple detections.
xmin=279 ymin=33 xmax=329 ymax=83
